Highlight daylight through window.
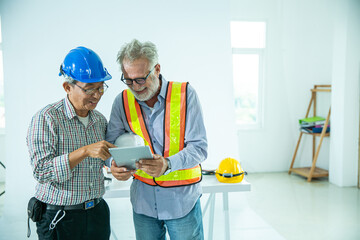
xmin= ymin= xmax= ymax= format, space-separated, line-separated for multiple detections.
xmin=231 ymin=21 xmax=266 ymax=128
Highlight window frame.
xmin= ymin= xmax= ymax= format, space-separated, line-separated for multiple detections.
xmin=231 ymin=20 xmax=266 ymax=130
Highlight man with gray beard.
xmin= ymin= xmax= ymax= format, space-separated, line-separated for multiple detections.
xmin=106 ymin=39 xmax=208 ymax=240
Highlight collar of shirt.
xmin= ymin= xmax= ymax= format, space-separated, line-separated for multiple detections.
xmin=63 ymin=96 xmax=99 ymax=124
xmin=158 ymin=74 xmax=167 ymax=99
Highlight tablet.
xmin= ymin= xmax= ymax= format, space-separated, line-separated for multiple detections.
xmin=109 ymin=145 xmax=153 ymax=170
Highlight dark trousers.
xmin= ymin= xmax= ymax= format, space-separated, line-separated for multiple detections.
xmin=36 ymin=199 xmax=110 ymax=240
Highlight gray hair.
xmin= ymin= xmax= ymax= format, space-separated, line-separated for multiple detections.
xmin=117 ymin=39 xmax=158 ymax=70
xmin=63 ymin=75 xmax=77 ymax=85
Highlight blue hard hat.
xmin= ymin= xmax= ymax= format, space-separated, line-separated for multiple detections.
xmin=59 ymin=46 xmax=112 ymax=83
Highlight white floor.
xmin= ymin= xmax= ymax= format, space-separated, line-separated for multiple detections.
xmin=0 ymin=172 xmax=359 ymax=240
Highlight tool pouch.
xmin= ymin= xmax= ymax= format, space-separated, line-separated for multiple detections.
xmin=28 ymin=197 xmax=44 ymax=222
xmin=27 ymin=197 xmax=45 ymax=237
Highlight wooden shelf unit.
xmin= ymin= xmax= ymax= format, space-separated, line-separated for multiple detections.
xmin=288 ymin=85 xmax=331 ymax=182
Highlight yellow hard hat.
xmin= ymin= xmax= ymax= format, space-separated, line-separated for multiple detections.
xmin=215 ymin=158 xmax=246 ymax=183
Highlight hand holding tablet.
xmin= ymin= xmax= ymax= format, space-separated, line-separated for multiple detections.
xmin=109 ymin=145 xmax=153 ymax=170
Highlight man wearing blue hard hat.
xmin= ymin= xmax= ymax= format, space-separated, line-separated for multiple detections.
xmin=26 ymin=46 xmax=115 ymax=240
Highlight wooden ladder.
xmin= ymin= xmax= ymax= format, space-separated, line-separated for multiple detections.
xmin=288 ymin=85 xmax=331 ymax=182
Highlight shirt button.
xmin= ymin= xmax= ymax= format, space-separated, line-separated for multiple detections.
xmin=153 ymin=140 xmax=156 ymax=144
xmin=90 ymin=165 xmax=93 ymax=169
xmin=90 ymin=183 xmax=93 ymax=187
xmin=156 ymin=189 xmax=160 ymax=192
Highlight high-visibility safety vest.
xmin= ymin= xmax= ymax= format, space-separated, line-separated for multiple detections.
xmin=122 ymin=81 xmax=202 ymax=187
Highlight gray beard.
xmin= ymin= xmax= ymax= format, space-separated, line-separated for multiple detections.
xmin=130 ymin=75 xmax=160 ymax=102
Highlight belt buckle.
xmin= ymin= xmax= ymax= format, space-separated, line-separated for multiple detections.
xmin=84 ymin=200 xmax=95 ymax=210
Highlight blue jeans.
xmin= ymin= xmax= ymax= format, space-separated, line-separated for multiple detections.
xmin=133 ymin=198 xmax=204 ymax=240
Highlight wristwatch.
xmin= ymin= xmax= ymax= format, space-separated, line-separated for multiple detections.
xmin=163 ymin=158 xmax=172 ymax=175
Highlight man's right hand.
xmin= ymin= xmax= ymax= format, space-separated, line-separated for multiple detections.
xmin=69 ymin=140 xmax=117 ymax=169
xmin=110 ymin=160 xmax=136 ymax=181
xmin=84 ymin=140 xmax=117 ymax=160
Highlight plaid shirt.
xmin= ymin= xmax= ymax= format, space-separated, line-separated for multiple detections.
xmin=27 ymin=97 xmax=107 ymax=205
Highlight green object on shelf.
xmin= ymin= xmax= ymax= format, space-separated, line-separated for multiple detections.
xmin=299 ymin=116 xmax=325 ymax=124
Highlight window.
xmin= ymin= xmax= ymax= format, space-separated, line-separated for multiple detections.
xmin=0 ymin=16 xmax=4 ymax=130
xmin=231 ymin=21 xmax=266 ymax=128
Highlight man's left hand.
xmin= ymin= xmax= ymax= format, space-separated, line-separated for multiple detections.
xmin=111 ymin=160 xmax=136 ymax=181
xmin=136 ymin=154 xmax=167 ymax=178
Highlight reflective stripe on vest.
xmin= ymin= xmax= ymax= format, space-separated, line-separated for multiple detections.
xmin=164 ymin=81 xmax=187 ymax=157
xmin=122 ymin=81 xmax=202 ymax=187
xmin=122 ymin=90 xmax=154 ymax=153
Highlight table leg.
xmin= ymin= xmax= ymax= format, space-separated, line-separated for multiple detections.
xmin=208 ymin=193 xmax=215 ymax=240
xmin=110 ymin=227 xmax=119 ymax=240
xmin=202 ymin=193 xmax=212 ymax=215
xmin=223 ymin=192 xmax=230 ymax=240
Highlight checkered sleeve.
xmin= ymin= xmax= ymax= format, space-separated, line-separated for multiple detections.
xmin=27 ymin=110 xmax=72 ymax=184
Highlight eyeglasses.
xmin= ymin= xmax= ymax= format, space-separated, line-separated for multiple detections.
xmin=121 ymin=66 xmax=155 ymax=85
xmin=74 ymin=82 xmax=109 ymax=95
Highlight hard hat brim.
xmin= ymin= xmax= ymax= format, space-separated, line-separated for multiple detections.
xmin=59 ymin=72 xmax=112 ymax=83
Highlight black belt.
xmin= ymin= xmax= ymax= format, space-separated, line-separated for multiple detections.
xmin=46 ymin=198 xmax=102 ymax=211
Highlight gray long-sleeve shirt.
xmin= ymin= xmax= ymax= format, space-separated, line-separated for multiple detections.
xmin=106 ymin=76 xmax=208 ymax=220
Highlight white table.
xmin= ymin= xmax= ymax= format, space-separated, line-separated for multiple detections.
xmin=104 ymin=175 xmax=251 ymax=240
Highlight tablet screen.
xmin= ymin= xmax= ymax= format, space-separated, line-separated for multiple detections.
xmin=109 ymin=145 xmax=153 ymax=170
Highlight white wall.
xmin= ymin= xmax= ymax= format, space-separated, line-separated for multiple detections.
xmin=281 ymin=0 xmax=334 ymax=171
xmin=230 ymin=0 xmax=334 ymax=172
xmin=0 ymin=0 xmax=238 ymax=219
xmin=280 ymin=0 xmax=360 ymax=186
xmin=231 ymin=0 xmax=360 ymax=187
xmin=329 ymin=0 xmax=360 ymax=186
xmin=231 ymin=0 xmax=294 ymax=172
xmin=0 ymin=133 xmax=5 ymax=182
